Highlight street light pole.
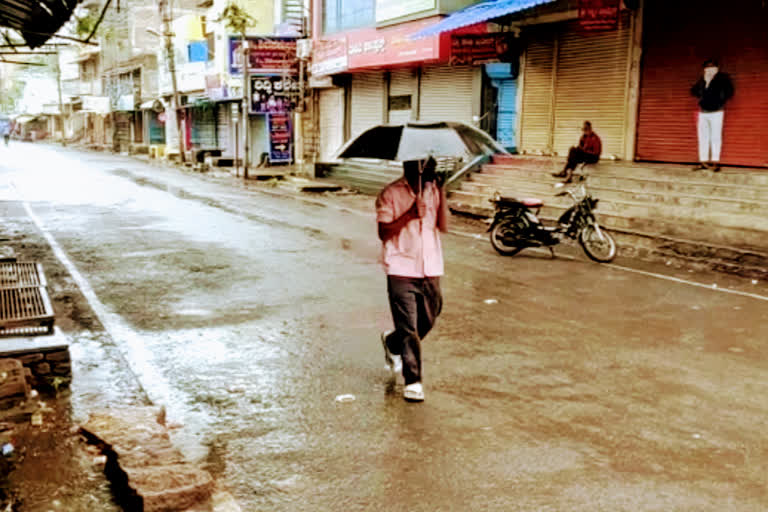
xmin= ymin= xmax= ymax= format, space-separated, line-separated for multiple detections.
xmin=159 ymin=0 xmax=185 ymax=164
xmin=55 ymin=50 xmax=66 ymax=146
xmin=241 ymin=35 xmax=249 ymax=180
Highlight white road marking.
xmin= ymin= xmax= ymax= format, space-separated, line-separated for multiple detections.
xmin=449 ymin=228 xmax=768 ymax=303
xmin=14 ymin=183 xmax=174 ymax=408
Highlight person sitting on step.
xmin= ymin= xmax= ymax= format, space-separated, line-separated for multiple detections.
xmin=552 ymin=121 xmax=602 ymax=183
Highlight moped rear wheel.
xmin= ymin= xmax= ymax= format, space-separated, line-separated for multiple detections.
xmin=490 ymin=219 xmax=526 ymax=256
xmin=579 ymin=223 xmax=616 ymax=263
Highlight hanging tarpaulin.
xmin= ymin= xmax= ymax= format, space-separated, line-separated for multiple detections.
xmin=578 ymin=0 xmax=621 ymax=30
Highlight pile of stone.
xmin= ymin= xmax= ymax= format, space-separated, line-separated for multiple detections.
xmin=79 ymin=406 xmax=238 ymax=512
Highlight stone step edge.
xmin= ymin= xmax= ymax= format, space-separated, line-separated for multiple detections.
xmin=473 ymin=167 xmax=768 ymax=191
xmin=448 ymin=201 xmax=768 ymax=265
xmin=462 ymin=179 xmax=768 ymax=209
xmin=467 ymin=171 xmax=768 ymax=198
xmin=449 ymin=188 xmax=768 ymax=223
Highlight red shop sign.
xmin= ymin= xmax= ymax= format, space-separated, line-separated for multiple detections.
xmin=345 ymin=17 xmax=448 ymax=70
xmin=578 ymin=0 xmax=621 ymax=31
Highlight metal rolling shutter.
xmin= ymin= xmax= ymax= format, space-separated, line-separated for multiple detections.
xmin=350 ymin=71 xmax=385 ymax=137
xmin=519 ymin=29 xmax=555 ymax=154
xmin=319 ymin=87 xmax=344 ymax=161
xmin=388 ymin=69 xmax=417 ymax=124
xmin=552 ymin=15 xmax=631 ymax=159
xmin=216 ymin=104 xmax=233 ymax=156
xmin=191 ymin=106 xmax=217 ymax=148
xmin=636 ymin=0 xmax=768 ymax=167
xmin=419 ymin=65 xmax=475 ymax=123
xmin=497 ymin=79 xmax=517 ymax=150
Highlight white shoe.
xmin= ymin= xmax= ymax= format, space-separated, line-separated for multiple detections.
xmin=381 ymin=330 xmax=402 ymax=374
xmin=403 ymin=382 xmax=424 ymax=402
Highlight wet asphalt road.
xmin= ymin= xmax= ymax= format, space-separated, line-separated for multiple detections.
xmin=1 ymin=143 xmax=767 ymax=511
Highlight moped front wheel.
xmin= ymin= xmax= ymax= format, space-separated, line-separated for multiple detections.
xmin=579 ymin=223 xmax=616 ymax=263
xmin=490 ymin=219 xmax=525 ymax=256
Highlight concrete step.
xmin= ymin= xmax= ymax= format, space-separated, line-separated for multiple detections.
xmin=472 ymin=167 xmax=768 ymax=200
xmin=482 ymin=162 xmax=768 ymax=186
xmin=460 ymin=179 xmax=768 ymax=217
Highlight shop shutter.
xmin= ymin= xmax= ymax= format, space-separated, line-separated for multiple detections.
xmin=636 ymin=0 xmax=768 ymax=167
xmin=115 ymin=113 xmax=131 ymax=150
xmin=350 ymin=71 xmax=385 ymax=137
xmin=552 ymin=15 xmax=631 ymax=159
xmin=319 ymin=87 xmax=345 ymax=160
xmin=497 ymin=78 xmax=518 ymax=150
xmin=419 ymin=65 xmax=475 ymax=123
xmin=519 ymin=28 xmax=555 ymax=154
xmin=388 ymin=69 xmax=417 ymax=124
xmin=216 ymin=104 xmax=233 ymax=156
xmin=191 ymin=106 xmax=217 ymax=148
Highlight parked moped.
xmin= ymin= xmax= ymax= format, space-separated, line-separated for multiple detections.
xmin=488 ymin=176 xmax=617 ymax=262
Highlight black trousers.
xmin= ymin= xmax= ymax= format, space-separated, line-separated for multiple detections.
xmin=384 ymin=276 xmax=443 ymax=385
xmin=564 ymin=147 xmax=599 ymax=171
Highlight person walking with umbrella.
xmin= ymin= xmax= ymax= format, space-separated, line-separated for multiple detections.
xmin=376 ymin=156 xmax=449 ymax=402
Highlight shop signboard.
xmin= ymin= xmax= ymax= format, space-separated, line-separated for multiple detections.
xmin=205 ymin=74 xmax=229 ymax=100
xmin=578 ymin=0 xmax=621 ymax=30
xmin=267 ymin=113 xmax=292 ymax=163
xmin=376 ymin=0 xmax=435 ymax=23
xmin=450 ymin=33 xmax=518 ymax=66
xmin=345 ymin=17 xmax=447 ymax=69
xmin=250 ymin=75 xmax=299 ymax=114
xmin=229 ymin=37 xmax=298 ymax=75
xmin=311 ymin=35 xmax=348 ymax=76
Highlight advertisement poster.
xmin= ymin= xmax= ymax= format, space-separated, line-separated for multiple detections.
xmin=229 ymin=37 xmax=298 ymax=75
xmin=578 ymin=0 xmax=621 ymax=30
xmin=267 ymin=113 xmax=292 ymax=163
xmin=250 ymin=76 xmax=299 ymax=114
xmin=376 ymin=0 xmax=435 ymax=22
xmin=450 ymin=34 xmax=517 ymax=66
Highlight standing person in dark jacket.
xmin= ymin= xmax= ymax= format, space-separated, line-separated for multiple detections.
xmin=690 ymin=59 xmax=734 ymax=172
xmin=552 ymin=121 xmax=602 ymax=183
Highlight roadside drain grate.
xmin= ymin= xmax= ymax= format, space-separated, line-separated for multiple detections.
xmin=0 ymin=262 xmax=47 ymax=289
xmin=0 ymin=287 xmax=55 ymax=336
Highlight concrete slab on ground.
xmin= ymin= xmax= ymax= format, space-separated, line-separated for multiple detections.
xmin=0 ymin=328 xmax=69 ymax=358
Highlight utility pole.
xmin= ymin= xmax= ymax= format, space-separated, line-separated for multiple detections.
xmin=241 ymin=36 xmax=249 ymax=180
xmin=159 ymin=0 xmax=185 ymax=163
xmin=55 ymin=51 xmax=66 ymax=146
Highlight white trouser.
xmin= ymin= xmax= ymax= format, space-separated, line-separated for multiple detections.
xmin=697 ymin=110 xmax=724 ymax=162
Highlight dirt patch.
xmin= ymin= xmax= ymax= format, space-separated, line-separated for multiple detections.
xmin=0 ymin=201 xmax=124 ymax=510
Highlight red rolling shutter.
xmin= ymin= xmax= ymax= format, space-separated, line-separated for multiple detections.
xmin=636 ymin=0 xmax=768 ymax=168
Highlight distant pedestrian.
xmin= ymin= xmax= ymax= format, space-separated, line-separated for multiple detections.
xmin=552 ymin=121 xmax=602 ymax=183
xmin=2 ymin=123 xmax=9 ymax=146
xmin=376 ymin=156 xmax=449 ymax=402
xmin=690 ymin=59 xmax=734 ymax=172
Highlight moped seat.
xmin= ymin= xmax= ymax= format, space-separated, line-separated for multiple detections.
xmin=499 ymin=196 xmax=543 ymax=207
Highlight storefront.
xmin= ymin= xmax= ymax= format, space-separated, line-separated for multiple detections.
xmin=484 ymin=62 xmax=518 ymax=151
xmin=231 ymin=37 xmax=299 ymax=165
xmin=317 ymin=84 xmax=345 ymax=161
xmin=635 ymin=0 xmax=768 ymax=167
xmin=419 ymin=64 xmax=478 ymax=124
xmin=188 ymin=102 xmax=217 ymax=149
xmin=518 ymin=12 xmax=634 ymax=159
xmin=387 ymin=68 xmax=417 ymax=124
xmin=349 ymin=71 xmax=385 ymax=137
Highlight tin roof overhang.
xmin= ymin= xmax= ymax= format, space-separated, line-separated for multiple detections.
xmin=0 ymin=0 xmax=81 ymax=48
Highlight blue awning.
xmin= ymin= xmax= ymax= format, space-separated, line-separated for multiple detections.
xmin=411 ymin=0 xmax=556 ymax=39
